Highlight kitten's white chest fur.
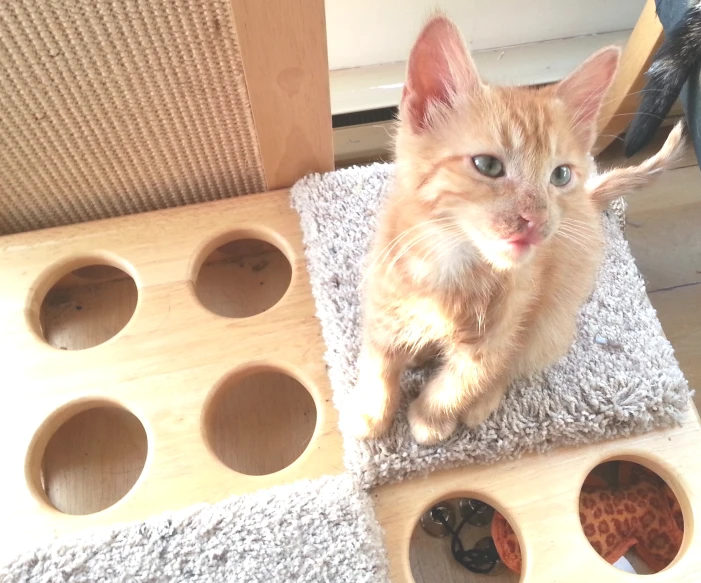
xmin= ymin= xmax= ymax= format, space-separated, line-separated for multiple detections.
xmin=410 ymin=238 xmax=476 ymax=288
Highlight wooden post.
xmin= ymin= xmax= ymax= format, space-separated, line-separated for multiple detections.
xmin=594 ymin=0 xmax=664 ymax=155
xmin=231 ymin=0 xmax=335 ymax=190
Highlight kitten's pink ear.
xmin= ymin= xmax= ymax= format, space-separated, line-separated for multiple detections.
xmin=555 ymin=46 xmax=620 ymax=147
xmin=400 ymin=16 xmax=479 ymax=132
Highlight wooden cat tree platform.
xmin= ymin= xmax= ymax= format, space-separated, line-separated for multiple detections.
xmin=0 ymin=0 xmax=699 ymax=581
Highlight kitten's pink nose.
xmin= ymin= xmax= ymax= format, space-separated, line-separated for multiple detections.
xmin=509 ymin=212 xmax=547 ymax=245
xmin=518 ymin=211 xmax=547 ymax=231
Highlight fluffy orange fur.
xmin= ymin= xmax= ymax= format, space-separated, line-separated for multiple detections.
xmin=351 ymin=15 xmax=686 ymax=445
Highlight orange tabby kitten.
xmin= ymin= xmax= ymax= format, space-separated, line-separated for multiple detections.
xmin=351 ymin=15 xmax=685 ymax=445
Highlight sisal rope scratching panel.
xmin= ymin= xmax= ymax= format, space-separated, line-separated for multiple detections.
xmin=290 ymin=163 xmax=693 ymax=489
xmin=0 ymin=0 xmax=264 ymax=236
xmin=0 ymin=474 xmax=390 ymax=583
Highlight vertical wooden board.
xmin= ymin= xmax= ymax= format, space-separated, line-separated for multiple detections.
xmin=594 ymin=0 xmax=664 ymax=154
xmin=231 ymin=0 xmax=335 ymax=189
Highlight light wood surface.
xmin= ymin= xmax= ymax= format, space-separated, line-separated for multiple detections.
xmin=195 ymin=239 xmax=292 ymax=318
xmin=374 ymin=407 xmax=701 ymax=582
xmin=42 ymin=406 xmax=148 ymax=516
xmin=232 ymin=0 xmax=335 ymax=190
xmin=206 ymin=370 xmax=317 ymax=476
xmin=39 ymin=249 xmax=314 ymax=500
xmin=593 ymin=0 xmax=664 ymax=154
xmin=0 ymin=189 xmax=344 ymax=560
xmin=40 ymin=271 xmax=138 ymax=351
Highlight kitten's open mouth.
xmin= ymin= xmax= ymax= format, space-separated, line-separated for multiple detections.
xmin=504 ymin=240 xmax=535 ymax=260
xmin=498 ymin=228 xmax=547 ymax=261
xmin=507 ymin=230 xmax=543 ymax=246
xmin=508 ymin=239 xmax=532 ymax=252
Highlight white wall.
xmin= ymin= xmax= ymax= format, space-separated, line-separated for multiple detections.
xmin=325 ymin=0 xmax=646 ymax=71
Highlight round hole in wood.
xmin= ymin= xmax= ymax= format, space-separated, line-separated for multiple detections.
xmin=195 ymin=238 xmax=291 ymax=318
xmin=39 ymin=263 xmax=137 ymax=350
xmin=578 ymin=460 xmax=685 ymax=575
xmin=410 ymin=496 xmax=521 ymax=582
xmin=205 ymin=369 xmax=316 ymax=476
xmin=39 ymin=405 xmax=147 ymax=515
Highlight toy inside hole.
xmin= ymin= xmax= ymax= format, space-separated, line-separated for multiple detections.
xmin=491 ymin=460 xmax=686 ymax=576
xmin=579 ymin=460 xmax=686 ymax=575
xmin=195 ymin=238 xmax=291 ymax=318
xmin=204 ymin=369 xmax=316 ymax=476
xmin=39 ymin=405 xmax=147 ymax=515
xmin=39 ymin=263 xmax=137 ymax=350
xmin=410 ymin=496 xmax=519 ymax=582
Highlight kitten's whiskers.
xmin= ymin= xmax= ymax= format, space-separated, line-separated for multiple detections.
xmin=361 ymin=218 xmax=454 ymax=284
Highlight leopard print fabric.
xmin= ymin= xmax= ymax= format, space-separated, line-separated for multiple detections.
xmin=492 ymin=462 xmax=684 ymax=573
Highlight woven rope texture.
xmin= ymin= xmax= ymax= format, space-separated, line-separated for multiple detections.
xmin=0 ymin=0 xmax=265 ymax=235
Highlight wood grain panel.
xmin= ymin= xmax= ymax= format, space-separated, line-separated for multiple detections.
xmin=232 ymin=0 xmax=335 ymax=189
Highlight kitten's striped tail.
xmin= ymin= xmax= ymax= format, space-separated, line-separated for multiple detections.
xmin=623 ymin=2 xmax=701 ymax=157
xmin=590 ymin=120 xmax=686 ymax=208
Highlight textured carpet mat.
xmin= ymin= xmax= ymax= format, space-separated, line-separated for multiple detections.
xmin=0 ymin=475 xmax=389 ymax=583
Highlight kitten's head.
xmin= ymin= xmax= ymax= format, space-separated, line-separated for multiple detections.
xmin=395 ymin=15 xmax=619 ymax=270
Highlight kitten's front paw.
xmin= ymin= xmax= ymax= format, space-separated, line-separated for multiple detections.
xmin=346 ymin=372 xmax=396 ymax=440
xmin=346 ymin=406 xmax=393 ymax=440
xmin=407 ymin=401 xmax=457 ymax=445
xmin=461 ymin=390 xmax=504 ymax=428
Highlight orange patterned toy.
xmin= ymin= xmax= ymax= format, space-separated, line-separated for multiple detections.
xmin=492 ymin=462 xmax=684 ymax=573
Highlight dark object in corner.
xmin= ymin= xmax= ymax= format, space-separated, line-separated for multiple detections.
xmin=624 ymin=0 xmax=701 ymax=167
xmin=423 ymin=499 xmax=504 ymax=575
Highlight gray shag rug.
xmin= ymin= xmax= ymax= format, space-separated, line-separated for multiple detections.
xmin=290 ymin=162 xmax=692 ymax=489
xmin=0 ymin=474 xmax=389 ymax=583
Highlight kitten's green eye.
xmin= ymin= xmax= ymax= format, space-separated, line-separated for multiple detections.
xmin=472 ymin=155 xmax=504 ymax=178
xmin=550 ymin=165 xmax=571 ymax=187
